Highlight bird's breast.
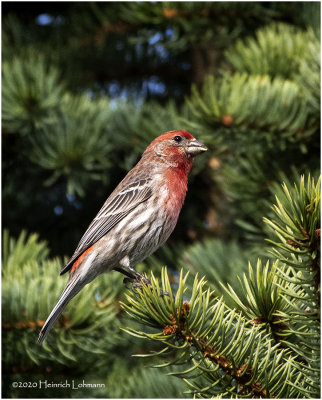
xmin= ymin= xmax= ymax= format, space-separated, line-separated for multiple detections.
xmin=164 ymin=168 xmax=188 ymax=207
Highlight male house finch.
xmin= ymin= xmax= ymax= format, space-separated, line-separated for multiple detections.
xmin=38 ymin=130 xmax=207 ymax=343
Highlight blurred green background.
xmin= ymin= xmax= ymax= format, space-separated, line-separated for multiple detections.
xmin=2 ymin=1 xmax=320 ymax=398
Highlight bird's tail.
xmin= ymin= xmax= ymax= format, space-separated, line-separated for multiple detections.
xmin=38 ymin=275 xmax=86 ymax=344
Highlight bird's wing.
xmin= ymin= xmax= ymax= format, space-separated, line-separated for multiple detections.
xmin=60 ymin=178 xmax=153 ymax=274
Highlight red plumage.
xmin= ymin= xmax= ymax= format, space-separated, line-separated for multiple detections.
xmin=38 ymin=130 xmax=207 ymax=343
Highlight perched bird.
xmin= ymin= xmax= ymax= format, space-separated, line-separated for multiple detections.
xmin=38 ymin=130 xmax=207 ymax=343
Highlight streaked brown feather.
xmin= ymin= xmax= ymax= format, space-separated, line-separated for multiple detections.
xmin=60 ymin=177 xmax=152 ymax=275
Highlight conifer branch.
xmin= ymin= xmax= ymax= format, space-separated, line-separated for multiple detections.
xmin=122 ymin=175 xmax=320 ymax=398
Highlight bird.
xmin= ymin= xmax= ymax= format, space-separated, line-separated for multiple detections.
xmin=38 ymin=130 xmax=207 ymax=343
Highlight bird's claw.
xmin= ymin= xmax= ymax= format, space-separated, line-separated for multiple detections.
xmin=123 ymin=275 xmax=169 ymax=297
xmin=123 ymin=274 xmax=151 ymax=293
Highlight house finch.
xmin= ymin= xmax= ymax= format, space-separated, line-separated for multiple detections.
xmin=38 ymin=130 xmax=207 ymax=343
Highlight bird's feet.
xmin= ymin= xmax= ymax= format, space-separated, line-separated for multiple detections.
xmin=123 ymin=273 xmax=169 ymax=297
xmin=123 ymin=272 xmax=151 ymax=291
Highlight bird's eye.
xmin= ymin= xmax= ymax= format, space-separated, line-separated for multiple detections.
xmin=173 ymin=135 xmax=182 ymax=143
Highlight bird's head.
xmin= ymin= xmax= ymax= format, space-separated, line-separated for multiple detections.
xmin=145 ymin=130 xmax=207 ymax=171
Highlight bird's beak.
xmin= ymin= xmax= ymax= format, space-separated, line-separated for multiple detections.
xmin=186 ymin=139 xmax=208 ymax=156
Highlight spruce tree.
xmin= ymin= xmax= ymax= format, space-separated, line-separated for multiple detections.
xmin=2 ymin=2 xmax=320 ymax=398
